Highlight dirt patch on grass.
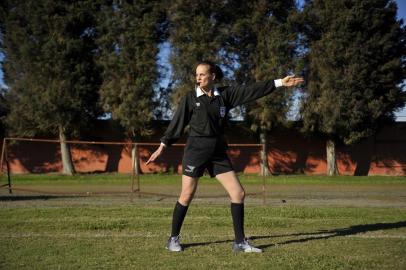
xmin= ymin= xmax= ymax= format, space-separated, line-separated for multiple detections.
xmin=1 ymin=183 xmax=405 ymax=208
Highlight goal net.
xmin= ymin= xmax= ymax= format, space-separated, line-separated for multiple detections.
xmin=0 ymin=137 xmax=267 ymax=200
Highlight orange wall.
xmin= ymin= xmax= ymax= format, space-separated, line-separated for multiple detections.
xmin=2 ymin=121 xmax=406 ymax=176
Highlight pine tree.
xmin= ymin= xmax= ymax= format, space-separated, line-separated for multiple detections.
xmin=0 ymin=2 xmax=8 ymax=138
xmin=2 ymin=0 xmax=102 ymax=175
xmin=0 ymin=92 xmax=7 ymax=138
xmin=167 ymin=0 xmax=233 ymax=105
xmin=96 ymin=0 xmax=166 ymax=137
xmin=95 ymin=0 xmax=166 ymax=174
xmin=167 ymin=1 xmax=299 ymax=175
xmin=226 ymin=0 xmax=298 ymax=175
xmin=300 ymin=0 xmax=406 ymax=175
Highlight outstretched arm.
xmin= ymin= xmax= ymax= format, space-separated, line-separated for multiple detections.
xmin=222 ymin=75 xmax=305 ymax=107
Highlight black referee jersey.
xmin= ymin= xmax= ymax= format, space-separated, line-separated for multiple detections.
xmin=160 ymin=80 xmax=277 ymax=146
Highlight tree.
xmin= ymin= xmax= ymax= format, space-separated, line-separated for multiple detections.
xmin=0 ymin=2 xmax=8 ymax=138
xmin=299 ymin=0 xmax=406 ymax=175
xmin=95 ymin=0 xmax=166 ymax=173
xmin=167 ymin=0 xmax=235 ymax=105
xmin=1 ymin=0 xmax=102 ymax=175
xmin=167 ymin=1 xmax=300 ymax=176
xmin=0 ymin=91 xmax=8 ymax=138
xmin=226 ymin=0 xmax=298 ymax=176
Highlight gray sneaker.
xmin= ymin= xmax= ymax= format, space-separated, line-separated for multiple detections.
xmin=233 ymin=239 xmax=262 ymax=253
xmin=166 ymin=236 xmax=182 ymax=252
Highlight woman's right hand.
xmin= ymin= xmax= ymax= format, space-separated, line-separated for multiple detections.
xmin=146 ymin=144 xmax=166 ymax=165
xmin=281 ymin=75 xmax=304 ymax=87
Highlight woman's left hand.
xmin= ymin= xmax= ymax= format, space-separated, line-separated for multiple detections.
xmin=146 ymin=144 xmax=166 ymax=165
xmin=281 ymin=75 xmax=304 ymax=87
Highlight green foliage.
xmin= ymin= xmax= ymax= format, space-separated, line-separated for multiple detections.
xmin=2 ymin=0 xmax=102 ymax=137
xmin=96 ymin=0 xmax=166 ymax=137
xmin=0 ymin=91 xmax=7 ymax=137
xmin=167 ymin=0 xmax=299 ymax=131
xmin=1 ymin=0 xmax=405 ymax=147
xmin=300 ymin=0 xmax=406 ymax=144
xmin=167 ymin=0 xmax=234 ymax=105
xmin=226 ymin=0 xmax=298 ymax=132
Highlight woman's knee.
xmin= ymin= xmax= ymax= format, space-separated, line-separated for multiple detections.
xmin=238 ymin=189 xmax=246 ymax=201
xmin=179 ymin=176 xmax=198 ymax=205
xmin=231 ymin=189 xmax=245 ymax=202
xmin=179 ymin=190 xmax=195 ymax=205
xmin=179 ymin=189 xmax=195 ymax=205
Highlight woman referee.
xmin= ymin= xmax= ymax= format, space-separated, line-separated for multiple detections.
xmin=146 ymin=61 xmax=303 ymax=253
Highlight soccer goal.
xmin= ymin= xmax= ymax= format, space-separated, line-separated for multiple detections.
xmin=0 ymin=137 xmax=141 ymax=195
xmin=0 ymin=137 xmax=267 ymax=201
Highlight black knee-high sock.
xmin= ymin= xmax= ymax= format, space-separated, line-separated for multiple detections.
xmin=231 ymin=202 xmax=245 ymax=243
xmin=171 ymin=201 xmax=189 ymax=237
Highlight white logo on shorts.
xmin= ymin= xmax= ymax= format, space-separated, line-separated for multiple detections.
xmin=185 ymin=165 xmax=195 ymax=173
xmin=196 ymin=102 xmax=200 ymax=107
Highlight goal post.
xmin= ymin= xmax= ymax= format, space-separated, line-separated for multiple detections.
xmin=0 ymin=138 xmax=12 ymax=194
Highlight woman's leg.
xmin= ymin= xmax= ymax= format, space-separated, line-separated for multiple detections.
xmin=170 ymin=175 xmax=199 ymax=237
xmin=216 ymin=171 xmax=245 ymax=242
xmin=216 ymin=171 xmax=262 ymax=252
xmin=216 ymin=171 xmax=245 ymax=202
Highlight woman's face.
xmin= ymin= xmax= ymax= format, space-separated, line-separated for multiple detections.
xmin=196 ymin=64 xmax=215 ymax=90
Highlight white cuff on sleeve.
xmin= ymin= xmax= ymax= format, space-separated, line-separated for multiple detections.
xmin=160 ymin=142 xmax=167 ymax=147
xmin=274 ymin=79 xmax=283 ymax=88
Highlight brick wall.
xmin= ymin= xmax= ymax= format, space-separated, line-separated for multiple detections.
xmin=2 ymin=121 xmax=406 ymax=176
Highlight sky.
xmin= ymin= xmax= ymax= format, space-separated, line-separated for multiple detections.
xmin=1 ymin=0 xmax=406 ymax=120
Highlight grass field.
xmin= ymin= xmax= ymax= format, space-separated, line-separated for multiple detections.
xmin=0 ymin=174 xmax=406 ymax=269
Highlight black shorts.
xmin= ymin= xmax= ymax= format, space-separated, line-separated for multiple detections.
xmin=182 ymin=136 xmax=234 ymax=178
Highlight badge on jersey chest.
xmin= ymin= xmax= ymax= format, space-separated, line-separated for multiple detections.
xmin=219 ymin=106 xmax=226 ymax=118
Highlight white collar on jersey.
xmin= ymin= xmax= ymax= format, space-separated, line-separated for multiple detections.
xmin=196 ymin=86 xmax=220 ymax=97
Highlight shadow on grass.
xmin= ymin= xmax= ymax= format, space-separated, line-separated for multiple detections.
xmin=182 ymin=221 xmax=406 ymax=250
xmin=252 ymin=221 xmax=406 ymax=250
xmin=182 ymin=239 xmax=234 ymax=249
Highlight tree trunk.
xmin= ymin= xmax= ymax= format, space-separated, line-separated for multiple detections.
xmin=326 ymin=138 xmax=338 ymax=176
xmin=131 ymin=144 xmax=140 ymax=176
xmin=59 ymin=126 xmax=75 ymax=175
xmin=260 ymin=130 xmax=270 ymax=177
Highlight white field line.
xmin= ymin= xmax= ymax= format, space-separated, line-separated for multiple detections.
xmin=1 ymin=232 xmax=405 ymax=239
